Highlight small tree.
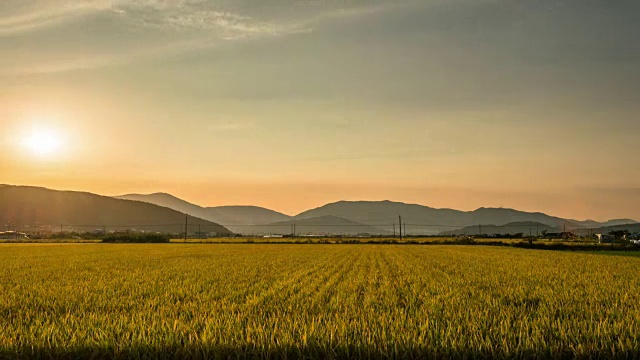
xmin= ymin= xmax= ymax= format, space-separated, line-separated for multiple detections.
xmin=609 ymin=230 xmax=630 ymax=242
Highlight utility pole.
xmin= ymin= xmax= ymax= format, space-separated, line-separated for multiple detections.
xmin=398 ymin=216 xmax=402 ymax=241
xmin=393 ymin=223 xmax=396 ymax=237
xmin=403 ymin=223 xmax=406 ymax=238
xmin=184 ymin=215 xmax=188 ymax=242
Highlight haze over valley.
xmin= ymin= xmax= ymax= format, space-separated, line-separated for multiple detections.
xmin=2 ymin=185 xmax=637 ymax=236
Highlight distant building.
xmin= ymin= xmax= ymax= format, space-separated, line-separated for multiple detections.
xmin=0 ymin=231 xmax=29 ymax=240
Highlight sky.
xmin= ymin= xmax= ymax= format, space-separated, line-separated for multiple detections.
xmin=1 ymin=0 xmax=639 ymax=220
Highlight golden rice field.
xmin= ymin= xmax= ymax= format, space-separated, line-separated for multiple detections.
xmin=0 ymin=244 xmax=639 ymax=359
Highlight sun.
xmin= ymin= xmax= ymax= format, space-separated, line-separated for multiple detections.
xmin=23 ymin=127 xmax=63 ymax=158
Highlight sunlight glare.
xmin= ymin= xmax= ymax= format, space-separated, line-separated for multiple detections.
xmin=23 ymin=127 xmax=63 ymax=158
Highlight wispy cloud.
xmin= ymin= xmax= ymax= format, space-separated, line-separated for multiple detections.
xmin=0 ymin=0 xmax=407 ymax=75
xmin=0 ymin=1 xmax=299 ymax=37
xmin=112 ymin=1 xmax=305 ymax=39
xmin=2 ymin=0 xmax=406 ymax=36
xmin=0 ymin=1 xmax=111 ymax=35
xmin=0 ymin=1 xmax=305 ymax=76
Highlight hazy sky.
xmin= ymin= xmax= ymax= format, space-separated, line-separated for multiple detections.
xmin=1 ymin=0 xmax=639 ymax=220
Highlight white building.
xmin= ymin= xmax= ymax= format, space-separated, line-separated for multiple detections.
xmin=0 ymin=231 xmax=29 ymax=240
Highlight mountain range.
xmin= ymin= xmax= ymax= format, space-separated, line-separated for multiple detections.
xmin=1 ymin=185 xmax=638 ymax=236
xmin=116 ymin=192 xmax=638 ymax=235
xmin=0 ymin=185 xmax=231 ymax=235
xmin=293 ymin=201 xmax=630 ymax=235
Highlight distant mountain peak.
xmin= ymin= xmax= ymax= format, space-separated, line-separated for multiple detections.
xmin=149 ymin=192 xmax=177 ymax=197
xmin=123 ymin=192 xmax=184 ymax=200
xmin=473 ymin=207 xmax=519 ymax=213
xmin=317 ymin=199 xmax=436 ymax=209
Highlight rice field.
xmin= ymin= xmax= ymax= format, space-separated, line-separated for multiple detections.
xmin=1 ymin=244 xmax=639 ymax=359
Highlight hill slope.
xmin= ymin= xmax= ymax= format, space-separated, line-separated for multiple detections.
xmin=116 ymin=193 xmax=291 ymax=233
xmin=1 ymin=186 xmax=231 ymax=235
xmin=116 ymin=193 xmax=204 ymax=219
xmin=295 ymin=201 xmax=467 ymax=234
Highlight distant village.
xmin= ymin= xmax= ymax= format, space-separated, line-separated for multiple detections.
xmin=1 ymin=227 xmax=639 ymax=245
